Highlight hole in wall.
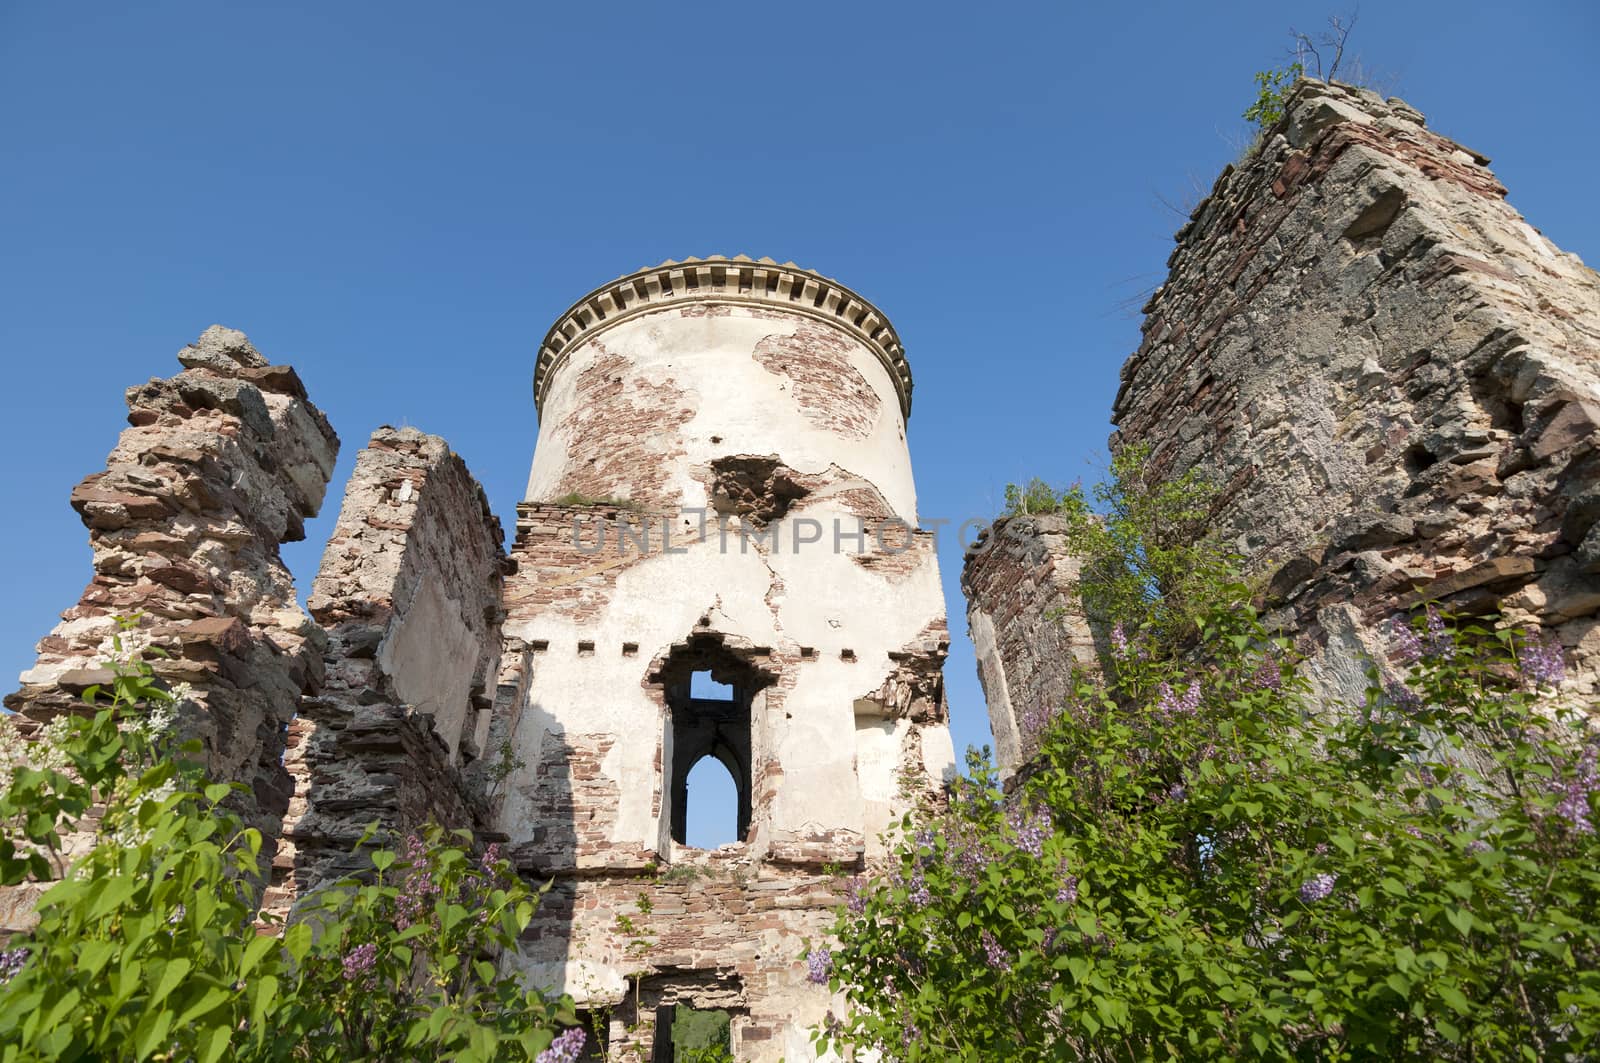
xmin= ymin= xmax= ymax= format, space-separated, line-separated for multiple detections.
xmin=705 ymin=455 xmax=811 ymax=525
xmin=683 ymin=756 xmax=740 ymax=849
xmin=1402 ymin=444 xmax=1439 ymax=476
xmin=690 ymin=669 xmax=734 ymax=700
xmin=655 ymin=1005 xmax=732 ymax=1062
xmin=655 ymin=636 xmax=774 ymax=849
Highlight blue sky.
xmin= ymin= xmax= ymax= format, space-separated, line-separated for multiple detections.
xmin=3 ymin=2 xmax=1596 ymax=847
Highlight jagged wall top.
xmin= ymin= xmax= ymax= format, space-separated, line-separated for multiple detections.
xmin=532 ymin=255 xmax=914 ymax=419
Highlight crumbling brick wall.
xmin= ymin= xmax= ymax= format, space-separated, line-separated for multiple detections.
xmin=4 ymin=326 xmax=338 ymax=926
xmin=961 ymin=80 xmax=1600 ymax=779
xmin=275 ymin=427 xmax=508 ymax=910
xmin=1111 ymin=78 xmax=1600 ymax=699
xmin=960 ymin=515 xmax=1098 ymax=776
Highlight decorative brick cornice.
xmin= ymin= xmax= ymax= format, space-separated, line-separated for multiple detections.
xmin=534 ymin=255 xmax=914 ymax=418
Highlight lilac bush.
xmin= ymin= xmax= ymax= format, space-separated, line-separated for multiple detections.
xmin=0 ymin=628 xmax=576 ymax=1062
xmin=819 ymin=455 xmax=1600 ymax=1061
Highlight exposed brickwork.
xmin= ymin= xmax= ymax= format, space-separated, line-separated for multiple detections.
xmin=753 ymin=322 xmax=882 ymax=440
xmin=521 ymin=860 xmax=842 ymax=1056
xmin=540 ymin=345 xmax=695 ymax=508
xmin=1111 ymin=78 xmax=1600 ymax=700
xmin=960 ymin=516 xmax=1098 ymax=775
xmin=4 ymin=327 xmax=338 ymax=926
xmin=274 ymin=427 xmax=508 ymax=912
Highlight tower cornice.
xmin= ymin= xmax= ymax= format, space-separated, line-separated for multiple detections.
xmin=534 ymin=255 xmax=913 ymax=418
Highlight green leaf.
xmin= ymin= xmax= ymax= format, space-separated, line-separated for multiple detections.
xmin=197 ymin=1023 xmax=232 ymax=1063
xmin=1436 ymin=984 xmax=1471 ymax=1014
xmin=238 ymin=934 xmax=277 ymax=979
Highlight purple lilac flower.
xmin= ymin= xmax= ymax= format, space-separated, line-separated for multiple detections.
xmin=1155 ymin=682 xmax=1201 ymax=722
xmin=1466 ymin=839 xmax=1491 ymax=855
xmin=1008 ymin=805 xmax=1052 ymax=858
xmin=395 ymin=835 xmax=442 ymax=929
xmin=536 ymin=1028 xmax=587 ymax=1063
xmin=1385 ymin=679 xmax=1421 ymax=714
xmin=980 ymin=930 xmax=1011 ymax=972
xmin=1552 ymin=744 xmax=1597 ymax=835
xmin=1423 ymin=606 xmax=1454 ymax=661
xmin=341 ymin=942 xmax=378 ymax=982
xmin=1020 ymin=703 xmax=1055 ymax=740
xmin=1391 ymin=617 xmax=1424 ymax=665
xmin=845 ymin=875 xmax=868 ymax=914
xmin=0 ymin=948 xmax=28 ymax=984
xmin=1298 ymin=872 xmax=1337 ymax=904
xmin=1521 ymin=635 xmax=1567 ymax=688
xmin=951 ymin=830 xmax=993 ymax=881
xmin=1251 ymin=659 xmax=1283 ymax=691
xmin=1167 ymin=781 xmax=1187 ymax=802
xmin=806 ymin=947 xmax=832 ymax=985
xmin=1054 ymin=874 xmax=1079 ymax=906
xmin=906 ymin=870 xmax=931 ymax=908
xmin=1111 ymin=623 xmax=1130 ymax=658
xmin=480 ymin=842 xmax=503 ymax=872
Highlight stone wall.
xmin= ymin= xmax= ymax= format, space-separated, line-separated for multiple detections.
xmin=960 ymin=515 xmax=1097 ymax=777
xmin=960 ymin=79 xmax=1600 ymax=780
xmin=1111 ymin=78 xmax=1600 ymax=700
xmin=274 ymin=427 xmax=508 ymax=910
xmin=4 ymin=326 xmax=338 ymax=926
xmin=521 ymin=857 xmax=843 ymax=1061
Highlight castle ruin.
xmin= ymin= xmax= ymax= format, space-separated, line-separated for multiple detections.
xmin=5 ymin=258 xmax=955 ymax=1058
xmin=6 ymin=77 xmax=1599 ymax=1057
xmin=966 ymin=79 xmax=1600 ymax=776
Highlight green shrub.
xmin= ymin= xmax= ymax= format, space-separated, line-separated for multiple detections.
xmin=1003 ymin=478 xmax=1069 ymax=517
xmin=820 ymin=457 xmax=1600 ymax=1060
xmin=1244 ymin=63 xmax=1303 ymax=130
xmin=0 ymin=625 xmax=578 ymax=1061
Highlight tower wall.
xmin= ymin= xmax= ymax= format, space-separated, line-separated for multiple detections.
xmin=500 ymin=259 xmax=955 ymax=1058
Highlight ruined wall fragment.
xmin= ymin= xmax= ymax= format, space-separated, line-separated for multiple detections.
xmin=960 ymin=515 xmax=1098 ymax=776
xmin=275 ymin=426 xmax=507 ymax=909
xmin=1110 ymin=79 xmax=1600 ymax=699
xmin=4 ymin=326 xmax=338 ymax=925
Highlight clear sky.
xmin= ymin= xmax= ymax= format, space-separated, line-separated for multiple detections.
xmin=2 ymin=2 xmax=1596 ymax=847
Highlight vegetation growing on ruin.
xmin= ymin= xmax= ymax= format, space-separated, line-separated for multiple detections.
xmin=820 ymin=457 xmax=1600 ymax=1060
xmin=0 ymin=625 xmax=582 ymax=1062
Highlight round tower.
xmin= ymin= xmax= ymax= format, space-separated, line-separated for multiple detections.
xmin=498 ymin=256 xmax=954 ymax=1060
xmin=526 ymin=255 xmax=918 ymax=521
